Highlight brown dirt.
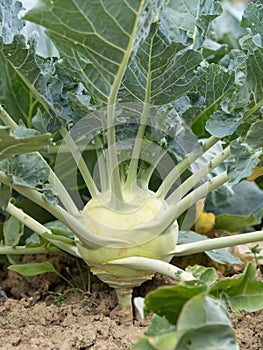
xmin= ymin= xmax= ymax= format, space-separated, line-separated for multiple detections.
xmin=1 ymin=253 xmax=263 ymax=350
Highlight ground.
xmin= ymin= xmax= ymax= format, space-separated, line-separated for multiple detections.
xmin=0 ymin=252 xmax=263 ymax=350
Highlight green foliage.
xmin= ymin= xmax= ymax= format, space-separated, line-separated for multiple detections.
xmin=134 ymin=263 xmax=263 ymax=349
xmin=7 ymin=260 xmax=58 ymax=276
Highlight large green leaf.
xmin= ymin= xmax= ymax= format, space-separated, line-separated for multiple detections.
xmin=0 ymin=126 xmax=51 ymax=160
xmin=175 ymin=294 xmax=238 ymax=350
xmin=0 ymin=183 xmax=10 ymax=210
xmin=228 ymin=141 xmax=262 ymax=185
xmin=159 ymin=0 xmax=223 ymax=48
xmin=188 ymin=64 xmax=236 ymax=134
xmin=240 ymin=2 xmax=263 ymax=101
xmin=205 ymin=111 xmax=242 ymax=138
xmin=119 ymin=24 xmax=203 ymax=105
xmin=0 ymin=153 xmax=50 ymax=188
xmin=144 ymin=280 xmax=208 ymax=324
xmin=8 ymin=261 xmax=58 ymax=276
xmin=241 ymin=2 xmax=263 ymax=38
xmin=210 ymin=263 xmax=263 ymax=311
xmin=3 ymin=215 xmax=24 ymax=247
xmin=136 ymin=294 xmax=238 ymax=350
xmin=0 ymin=33 xmax=61 ymax=131
xmin=206 ymin=180 xmax=263 ymax=226
xmin=245 ymin=120 xmax=263 ymax=149
xmin=0 ymin=0 xmax=24 ymax=43
xmin=24 ymin=0 xmax=165 ymax=104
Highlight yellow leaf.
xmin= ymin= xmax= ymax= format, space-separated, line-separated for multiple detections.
xmin=247 ymin=166 xmax=263 ymax=181
xmin=195 ymin=211 xmax=215 ymax=234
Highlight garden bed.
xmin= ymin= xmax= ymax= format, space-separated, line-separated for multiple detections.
xmin=1 ymin=253 xmax=263 ymax=350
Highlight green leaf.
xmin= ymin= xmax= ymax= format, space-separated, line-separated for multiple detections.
xmin=240 ymin=34 xmax=263 ymax=101
xmin=0 ymin=153 xmax=51 ymax=189
xmin=146 ymin=315 xmax=176 ymax=337
xmin=133 ymin=316 xmax=177 ymax=350
xmin=178 ymin=231 xmax=242 ymax=265
xmin=0 ymin=34 xmax=60 ymax=131
xmin=24 ymin=0 xmax=165 ymax=104
xmin=245 ymin=120 xmax=263 ymax=149
xmin=3 ymin=215 xmax=24 ymax=247
xmin=44 ymin=221 xmax=75 ymax=239
xmin=191 ymin=64 xmax=235 ymax=133
xmin=144 ymin=280 xmax=208 ymax=325
xmin=159 ymin=0 xmax=223 ymax=48
xmin=205 ymin=111 xmax=242 ymax=138
xmin=0 ymin=0 xmax=24 ymax=43
xmin=175 ymin=294 xmax=238 ymax=350
xmin=132 ymin=337 xmax=156 ymax=350
xmin=206 ymin=180 xmax=263 ymax=224
xmin=241 ymin=2 xmax=263 ymax=39
xmin=119 ymin=24 xmax=203 ymax=105
xmin=7 ymin=261 xmax=59 ymax=276
xmin=228 ymin=141 xmax=262 ymax=185
xmin=215 ymin=213 xmax=258 ymax=232
xmin=185 ymin=265 xmax=218 ymax=285
xmin=0 ymin=183 xmax=11 ymax=210
xmin=210 ymin=263 xmax=263 ymax=312
xmin=0 ymin=125 xmax=51 ymax=160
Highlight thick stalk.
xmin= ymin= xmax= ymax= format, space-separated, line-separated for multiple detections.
xmin=125 ymin=104 xmax=150 ymax=190
xmin=5 ymin=202 xmax=79 ymax=256
xmin=106 ymin=104 xmax=124 ymax=204
xmin=114 ymin=288 xmax=134 ymax=324
xmin=106 ymin=1 xmax=145 ymax=205
xmin=167 ymin=145 xmax=231 ymax=205
xmin=94 ymin=134 xmax=108 ymax=192
xmin=125 ymin=33 xmax=153 ymax=190
xmin=108 ymin=257 xmax=195 ymax=281
xmin=171 ymin=230 xmax=263 ymax=256
xmin=155 ymin=136 xmax=219 ymax=199
xmin=60 ymin=126 xmax=99 ymax=198
xmin=174 ymin=171 xmax=230 ymax=220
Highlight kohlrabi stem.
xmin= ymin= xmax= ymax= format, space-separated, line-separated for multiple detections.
xmin=94 ymin=134 xmax=108 ymax=192
xmin=125 ymin=104 xmax=150 ymax=190
xmin=0 ymin=105 xmax=79 ymax=216
xmin=60 ymin=126 xmax=99 ymax=198
xmin=106 ymin=104 xmax=124 ymax=204
xmin=174 ymin=171 xmax=230 ymax=220
xmin=125 ymin=35 xmax=153 ymax=190
xmin=108 ymin=257 xmax=195 ymax=281
xmin=5 ymin=201 xmax=79 ymax=256
xmin=167 ymin=145 xmax=231 ymax=205
xmin=106 ymin=1 xmax=145 ymax=205
xmin=156 ymin=136 xmax=219 ymax=199
xmin=171 ymin=230 xmax=263 ymax=256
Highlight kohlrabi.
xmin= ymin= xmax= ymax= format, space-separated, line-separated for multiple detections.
xmin=0 ymin=0 xmax=262 ymax=322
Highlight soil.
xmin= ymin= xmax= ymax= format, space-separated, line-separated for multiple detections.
xmin=0 ymin=252 xmax=263 ymax=350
